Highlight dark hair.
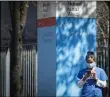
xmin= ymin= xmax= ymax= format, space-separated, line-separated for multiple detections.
xmin=86 ymin=51 xmax=96 ymax=61
xmin=87 ymin=51 xmax=95 ymax=56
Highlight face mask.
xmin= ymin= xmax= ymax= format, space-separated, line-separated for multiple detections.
xmin=87 ymin=62 xmax=96 ymax=68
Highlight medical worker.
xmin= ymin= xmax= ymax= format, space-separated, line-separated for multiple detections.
xmin=77 ymin=51 xmax=108 ymax=97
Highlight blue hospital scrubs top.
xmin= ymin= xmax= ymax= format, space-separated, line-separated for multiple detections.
xmin=77 ymin=67 xmax=108 ymax=97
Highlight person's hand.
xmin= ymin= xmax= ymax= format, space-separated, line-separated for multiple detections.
xmin=82 ymin=72 xmax=90 ymax=81
xmin=91 ymin=70 xmax=97 ymax=79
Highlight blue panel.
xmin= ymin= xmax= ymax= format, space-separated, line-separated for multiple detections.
xmin=37 ymin=26 xmax=56 ymax=96
xmin=56 ymin=17 xmax=96 ymax=96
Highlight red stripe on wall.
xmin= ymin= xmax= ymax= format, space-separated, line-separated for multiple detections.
xmin=37 ymin=17 xmax=56 ymax=27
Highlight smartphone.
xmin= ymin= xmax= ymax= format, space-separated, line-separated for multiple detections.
xmin=86 ymin=70 xmax=91 ymax=74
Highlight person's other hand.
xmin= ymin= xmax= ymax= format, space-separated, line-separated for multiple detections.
xmin=91 ymin=70 xmax=97 ymax=79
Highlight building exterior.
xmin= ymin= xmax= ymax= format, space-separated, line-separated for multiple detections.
xmin=0 ymin=1 xmax=109 ymax=97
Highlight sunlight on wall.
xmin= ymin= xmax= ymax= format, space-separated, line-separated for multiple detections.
xmin=56 ymin=2 xmax=96 ymax=96
xmin=56 ymin=17 xmax=96 ymax=97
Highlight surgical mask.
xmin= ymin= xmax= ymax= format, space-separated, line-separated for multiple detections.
xmin=87 ymin=62 xmax=96 ymax=68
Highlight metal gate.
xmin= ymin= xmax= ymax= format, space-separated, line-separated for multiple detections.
xmin=0 ymin=43 xmax=37 ymax=97
xmin=97 ymin=37 xmax=109 ymax=74
xmin=97 ymin=36 xmax=109 ymax=97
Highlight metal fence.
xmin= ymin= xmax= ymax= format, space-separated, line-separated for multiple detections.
xmin=0 ymin=49 xmax=10 ymax=96
xmin=97 ymin=37 xmax=109 ymax=97
xmin=97 ymin=37 xmax=109 ymax=75
xmin=0 ymin=37 xmax=109 ymax=97
xmin=0 ymin=43 xmax=37 ymax=97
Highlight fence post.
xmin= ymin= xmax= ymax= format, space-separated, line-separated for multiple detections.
xmin=5 ymin=49 xmax=10 ymax=96
xmin=33 ymin=46 xmax=37 ymax=96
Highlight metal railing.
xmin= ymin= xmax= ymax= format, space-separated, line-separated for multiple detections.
xmin=97 ymin=37 xmax=109 ymax=73
xmin=0 ymin=43 xmax=37 ymax=97
xmin=97 ymin=37 xmax=109 ymax=97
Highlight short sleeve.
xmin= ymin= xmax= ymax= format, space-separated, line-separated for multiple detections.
xmin=76 ymin=70 xmax=83 ymax=83
xmin=100 ymin=69 xmax=108 ymax=81
xmin=78 ymin=71 xmax=83 ymax=79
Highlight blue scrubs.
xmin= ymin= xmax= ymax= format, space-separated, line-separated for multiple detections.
xmin=77 ymin=67 xmax=108 ymax=97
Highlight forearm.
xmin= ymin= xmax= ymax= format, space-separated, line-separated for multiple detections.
xmin=78 ymin=78 xmax=86 ymax=88
xmin=96 ymin=79 xmax=107 ymax=88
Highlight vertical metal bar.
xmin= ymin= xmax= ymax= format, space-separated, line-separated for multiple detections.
xmin=97 ymin=49 xmax=98 ymax=67
xmin=25 ymin=49 xmax=27 ymax=96
xmin=2 ymin=52 xmax=4 ymax=96
xmin=102 ymin=47 xmax=104 ymax=69
xmin=98 ymin=52 xmax=100 ymax=67
xmin=104 ymin=47 xmax=106 ymax=71
xmin=3 ymin=52 xmax=5 ymax=96
xmin=27 ymin=49 xmax=28 ymax=96
xmin=2 ymin=52 xmax=3 ymax=97
xmin=4 ymin=51 xmax=6 ymax=96
xmin=33 ymin=49 xmax=35 ymax=96
xmin=105 ymin=47 xmax=107 ymax=72
xmin=28 ymin=49 xmax=29 ymax=96
xmin=33 ymin=47 xmax=36 ymax=96
xmin=97 ymin=49 xmax=99 ymax=67
xmin=23 ymin=49 xmax=25 ymax=96
xmin=31 ymin=49 xmax=32 ymax=96
xmin=1 ymin=52 xmax=3 ymax=96
xmin=97 ymin=54 xmax=99 ymax=67
xmin=103 ymin=47 xmax=105 ymax=70
xmin=22 ymin=50 xmax=24 ymax=96
xmin=31 ymin=49 xmax=32 ymax=97
xmin=31 ymin=48 xmax=33 ymax=97
xmin=5 ymin=51 xmax=6 ymax=96
xmin=9 ymin=50 xmax=10 ymax=97
xmin=29 ymin=49 xmax=30 ymax=96
xmin=3 ymin=52 xmax=4 ymax=96
xmin=98 ymin=55 xmax=99 ymax=67
xmin=36 ymin=49 xmax=37 ymax=96
xmin=20 ymin=48 xmax=23 ymax=96
xmin=32 ymin=47 xmax=34 ymax=96
xmin=2 ymin=52 xmax=4 ymax=97
xmin=0 ymin=52 xmax=1 ymax=96
xmin=26 ymin=49 xmax=27 ymax=96
xmin=0 ymin=52 xmax=2 ymax=96
xmin=30 ymin=49 xmax=32 ymax=96
xmin=99 ymin=55 xmax=101 ymax=68
xmin=30 ymin=49 xmax=31 ymax=96
xmin=3 ymin=52 xmax=4 ymax=97
xmin=104 ymin=47 xmax=105 ymax=70
xmin=5 ymin=49 xmax=10 ymax=96
xmin=29 ymin=49 xmax=31 ymax=96
xmin=28 ymin=50 xmax=30 ymax=96
xmin=102 ymin=47 xmax=104 ymax=68
xmin=100 ymin=51 xmax=102 ymax=68
xmin=31 ymin=49 xmax=33 ymax=97
xmin=26 ymin=49 xmax=28 ymax=96
xmin=24 ymin=49 xmax=25 ymax=96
